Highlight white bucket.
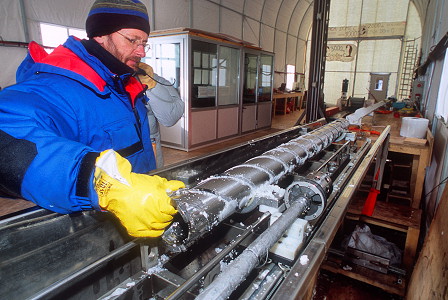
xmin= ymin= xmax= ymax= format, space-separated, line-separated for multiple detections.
xmin=400 ymin=117 xmax=429 ymax=139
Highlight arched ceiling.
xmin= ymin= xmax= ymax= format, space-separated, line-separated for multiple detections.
xmin=203 ymin=0 xmax=429 ymax=41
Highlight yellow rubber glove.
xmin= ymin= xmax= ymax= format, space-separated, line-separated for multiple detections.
xmin=94 ymin=150 xmax=185 ymax=237
xmin=138 ymin=62 xmax=157 ymax=89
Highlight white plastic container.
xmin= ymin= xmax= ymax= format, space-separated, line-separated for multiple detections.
xmin=400 ymin=117 xmax=429 ymax=139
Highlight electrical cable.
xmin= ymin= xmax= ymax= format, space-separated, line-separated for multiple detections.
xmin=423 ymin=175 xmax=448 ymax=199
xmin=134 ymin=68 xmax=176 ymax=86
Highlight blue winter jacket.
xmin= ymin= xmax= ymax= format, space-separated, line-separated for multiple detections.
xmin=0 ymin=36 xmax=156 ymax=213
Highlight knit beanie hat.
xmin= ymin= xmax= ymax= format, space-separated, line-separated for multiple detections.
xmin=86 ymin=0 xmax=150 ymax=38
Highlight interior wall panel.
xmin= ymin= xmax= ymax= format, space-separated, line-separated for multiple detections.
xmin=296 ymin=40 xmax=308 ymax=73
xmin=286 ymin=34 xmax=298 ymax=65
xmin=360 ymin=0 xmax=408 ymax=23
xmin=221 ymin=0 xmax=244 ymax=12
xmin=276 ymin=0 xmax=296 ymax=33
xmin=274 ymin=30 xmax=287 ymax=85
xmin=244 ymin=0 xmax=264 ymax=20
xmin=192 ymin=0 xmax=220 ymax=33
xmin=289 ymin=1 xmax=309 ymax=35
xmin=0 ymin=48 xmax=27 ymax=88
xmin=243 ymin=17 xmax=261 ymax=46
xmin=261 ymin=1 xmax=281 ymax=28
xmin=24 ymin=0 xmax=91 ymax=29
xmin=220 ymin=7 xmax=243 ymax=39
xmin=297 ymin=7 xmax=313 ymax=41
xmin=0 ymin=0 xmax=24 ymax=41
xmin=260 ymin=24 xmax=275 ymax=52
xmin=153 ymin=0 xmax=189 ymax=30
xmin=329 ymin=0 xmax=362 ymax=27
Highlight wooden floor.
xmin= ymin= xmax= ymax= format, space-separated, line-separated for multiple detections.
xmin=0 ymin=109 xmax=303 ymax=218
xmin=163 ymin=108 xmax=303 ymax=166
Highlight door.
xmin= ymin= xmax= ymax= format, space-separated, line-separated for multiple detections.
xmin=241 ymin=53 xmax=258 ymax=133
xmin=241 ymin=104 xmax=257 ymax=132
xmin=369 ymin=73 xmax=390 ymax=101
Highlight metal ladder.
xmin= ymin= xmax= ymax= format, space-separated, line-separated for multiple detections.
xmin=398 ymin=39 xmax=419 ymax=100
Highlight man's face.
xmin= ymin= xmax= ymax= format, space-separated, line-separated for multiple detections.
xmin=95 ymin=28 xmax=149 ymax=71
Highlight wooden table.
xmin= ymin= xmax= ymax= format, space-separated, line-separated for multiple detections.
xmin=362 ymin=112 xmax=433 ymax=209
xmin=272 ymin=92 xmax=303 ymax=116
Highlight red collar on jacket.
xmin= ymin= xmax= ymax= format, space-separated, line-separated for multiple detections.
xmin=29 ymin=41 xmax=106 ymax=92
xmin=28 ymin=41 xmax=145 ymax=107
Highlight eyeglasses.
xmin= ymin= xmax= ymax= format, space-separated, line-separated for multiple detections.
xmin=116 ymin=31 xmax=150 ymax=52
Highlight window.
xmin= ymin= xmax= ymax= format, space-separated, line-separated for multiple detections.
xmin=243 ymin=53 xmax=258 ymax=104
xmin=191 ymin=40 xmax=217 ymax=108
xmin=40 ymin=23 xmax=87 ymax=53
xmin=286 ymin=64 xmax=295 ymax=91
xmin=218 ymin=46 xmax=239 ymax=106
xmin=144 ymin=43 xmax=180 ymax=89
xmin=258 ymin=55 xmax=273 ymax=102
xmin=436 ymin=51 xmax=448 ymax=122
xmin=375 ymin=79 xmax=383 ymax=91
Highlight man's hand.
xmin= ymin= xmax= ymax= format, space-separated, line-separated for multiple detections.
xmin=94 ymin=150 xmax=185 ymax=237
xmin=138 ymin=62 xmax=157 ymax=89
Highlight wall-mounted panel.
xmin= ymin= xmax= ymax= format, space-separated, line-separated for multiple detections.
xmin=191 ymin=110 xmax=217 ymax=145
xmin=257 ymin=102 xmax=272 ymax=128
xmin=160 ymin=117 xmax=185 ymax=149
xmin=241 ymin=104 xmax=257 ymax=133
xmin=218 ymin=107 xmax=239 ymax=138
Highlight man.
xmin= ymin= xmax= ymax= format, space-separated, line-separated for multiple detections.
xmin=138 ymin=62 xmax=184 ymax=168
xmin=0 ymin=0 xmax=184 ymax=238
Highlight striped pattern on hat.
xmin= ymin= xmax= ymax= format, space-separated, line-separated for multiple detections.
xmin=86 ymin=0 xmax=150 ymax=38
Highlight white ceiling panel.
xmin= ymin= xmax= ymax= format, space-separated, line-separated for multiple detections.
xmin=244 ymin=0 xmax=264 ymax=20
xmin=260 ymin=24 xmax=275 ymax=52
xmin=274 ymin=30 xmax=287 ymax=70
xmin=286 ymin=34 xmax=298 ymax=65
xmin=261 ymin=1 xmax=282 ymax=27
xmin=192 ymin=0 xmax=220 ymax=33
xmin=243 ymin=17 xmax=261 ymax=46
xmin=154 ymin=0 xmax=189 ymax=30
xmin=221 ymin=0 xmax=244 ymax=12
xmin=220 ymin=7 xmax=243 ymax=39
xmin=276 ymin=0 xmax=297 ymax=32
xmin=0 ymin=0 xmax=24 ymax=41
xmin=289 ymin=1 xmax=312 ymax=35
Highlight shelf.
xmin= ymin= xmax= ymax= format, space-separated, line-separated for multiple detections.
xmin=346 ymin=194 xmax=421 ymax=272
xmin=322 ymin=256 xmax=406 ymax=296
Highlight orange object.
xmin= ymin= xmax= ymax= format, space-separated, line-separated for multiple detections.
xmin=361 ymin=187 xmax=380 ymax=216
xmin=348 ymin=127 xmax=381 ymax=135
xmin=375 ymin=110 xmax=393 ymax=114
